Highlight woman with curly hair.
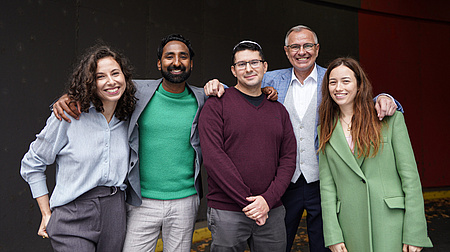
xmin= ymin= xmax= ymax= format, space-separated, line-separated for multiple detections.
xmin=20 ymin=45 xmax=136 ymax=251
xmin=318 ymin=57 xmax=432 ymax=252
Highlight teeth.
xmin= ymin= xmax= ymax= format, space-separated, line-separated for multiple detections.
xmin=106 ymin=87 xmax=119 ymax=93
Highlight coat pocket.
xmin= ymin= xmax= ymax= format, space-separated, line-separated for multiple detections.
xmin=384 ymin=196 xmax=405 ymax=209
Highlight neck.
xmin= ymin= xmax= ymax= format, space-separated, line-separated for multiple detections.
xmin=339 ymin=105 xmax=353 ymax=120
xmin=235 ymin=83 xmax=262 ymax=96
xmin=102 ymin=102 xmax=117 ymax=123
xmin=294 ymin=65 xmax=314 ymax=84
xmin=161 ymin=79 xmax=186 ymax=93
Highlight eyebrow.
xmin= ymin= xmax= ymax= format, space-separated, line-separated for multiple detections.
xmin=164 ymin=51 xmax=189 ymax=56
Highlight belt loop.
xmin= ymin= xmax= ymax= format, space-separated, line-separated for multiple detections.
xmin=110 ymin=186 xmax=118 ymax=196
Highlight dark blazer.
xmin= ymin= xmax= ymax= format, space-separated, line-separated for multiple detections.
xmin=126 ymin=79 xmax=207 ymax=206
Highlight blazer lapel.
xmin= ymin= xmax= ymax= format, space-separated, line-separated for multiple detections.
xmin=128 ymin=79 xmax=161 ymax=138
xmin=329 ymin=119 xmax=366 ymax=179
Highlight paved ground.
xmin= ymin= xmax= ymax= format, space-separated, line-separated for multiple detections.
xmin=190 ymin=197 xmax=450 ymax=251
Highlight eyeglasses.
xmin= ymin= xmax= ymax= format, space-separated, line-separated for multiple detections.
xmin=233 ymin=60 xmax=264 ymax=70
xmin=286 ymin=43 xmax=317 ymax=52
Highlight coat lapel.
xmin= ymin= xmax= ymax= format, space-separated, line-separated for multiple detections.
xmin=329 ymin=119 xmax=366 ymax=180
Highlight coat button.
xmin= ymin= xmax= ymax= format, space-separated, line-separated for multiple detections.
xmin=361 ymin=179 xmax=366 ymax=184
xmin=131 ymin=162 xmax=134 ymax=166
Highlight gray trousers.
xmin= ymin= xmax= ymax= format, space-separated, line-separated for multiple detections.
xmin=208 ymin=205 xmax=286 ymax=252
xmin=46 ymin=186 xmax=126 ymax=252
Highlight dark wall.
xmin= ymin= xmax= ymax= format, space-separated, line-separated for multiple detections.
xmin=1 ymin=0 xmax=366 ymax=251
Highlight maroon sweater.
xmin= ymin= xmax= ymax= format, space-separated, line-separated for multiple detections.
xmin=199 ymin=87 xmax=297 ymax=212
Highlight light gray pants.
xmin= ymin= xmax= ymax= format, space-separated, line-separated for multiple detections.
xmin=46 ymin=186 xmax=126 ymax=252
xmin=123 ymin=194 xmax=199 ymax=252
xmin=208 ymin=206 xmax=286 ymax=252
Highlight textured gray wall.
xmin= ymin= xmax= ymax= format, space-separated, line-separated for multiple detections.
xmin=0 ymin=0 xmax=358 ymax=250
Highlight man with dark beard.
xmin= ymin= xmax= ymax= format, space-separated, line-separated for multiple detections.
xmin=52 ymin=34 xmax=278 ymax=251
xmin=52 ymin=34 xmax=204 ymax=251
xmin=120 ymin=33 xmax=205 ymax=252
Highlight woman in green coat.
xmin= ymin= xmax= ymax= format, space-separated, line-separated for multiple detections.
xmin=318 ymin=57 xmax=432 ymax=252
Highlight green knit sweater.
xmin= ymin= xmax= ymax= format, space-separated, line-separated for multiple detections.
xmin=138 ymin=84 xmax=198 ymax=200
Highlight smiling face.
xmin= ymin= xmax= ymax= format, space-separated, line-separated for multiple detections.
xmin=158 ymin=40 xmax=193 ymax=84
xmin=95 ymin=56 xmax=126 ymax=109
xmin=284 ymin=29 xmax=319 ymax=79
xmin=231 ymin=49 xmax=268 ymax=94
xmin=328 ymin=65 xmax=358 ymax=110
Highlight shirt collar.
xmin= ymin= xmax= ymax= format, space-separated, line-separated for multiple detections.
xmin=290 ymin=63 xmax=318 ymax=86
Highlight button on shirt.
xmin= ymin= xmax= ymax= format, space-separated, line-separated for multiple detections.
xmin=290 ymin=65 xmax=318 ymax=120
xmin=20 ymin=105 xmax=129 ymax=210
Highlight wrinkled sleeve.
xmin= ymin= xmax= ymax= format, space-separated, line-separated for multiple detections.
xmin=20 ymin=113 xmax=68 ymax=199
xmin=391 ymin=112 xmax=432 ymax=247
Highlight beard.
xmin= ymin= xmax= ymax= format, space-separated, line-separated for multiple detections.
xmin=161 ymin=64 xmax=192 ymax=83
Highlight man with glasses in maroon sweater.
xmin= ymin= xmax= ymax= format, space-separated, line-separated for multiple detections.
xmin=199 ymin=41 xmax=297 ymax=251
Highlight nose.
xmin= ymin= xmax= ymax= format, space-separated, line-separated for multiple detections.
xmin=173 ymin=56 xmax=181 ymax=66
xmin=244 ymin=62 xmax=253 ymax=72
xmin=335 ymin=82 xmax=343 ymax=91
xmin=106 ymin=75 xmax=115 ymax=84
xmin=297 ymin=46 xmax=306 ymax=55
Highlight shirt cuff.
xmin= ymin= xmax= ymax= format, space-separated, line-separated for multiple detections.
xmin=377 ymin=93 xmax=395 ymax=104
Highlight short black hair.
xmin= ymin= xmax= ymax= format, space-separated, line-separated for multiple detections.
xmin=157 ymin=34 xmax=195 ymax=60
xmin=231 ymin=40 xmax=265 ymax=65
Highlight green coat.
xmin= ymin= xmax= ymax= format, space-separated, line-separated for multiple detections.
xmin=319 ymin=111 xmax=432 ymax=251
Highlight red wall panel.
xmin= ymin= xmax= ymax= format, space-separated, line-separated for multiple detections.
xmin=358 ymin=3 xmax=450 ymax=187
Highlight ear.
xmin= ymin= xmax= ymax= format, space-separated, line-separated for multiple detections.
xmin=263 ymin=61 xmax=268 ymax=74
xmin=231 ymin=65 xmax=237 ymax=77
xmin=157 ymin=59 xmax=161 ymax=71
xmin=316 ymin=44 xmax=320 ymax=54
xmin=284 ymin=46 xmax=289 ymax=58
xmin=190 ymin=59 xmax=193 ymax=70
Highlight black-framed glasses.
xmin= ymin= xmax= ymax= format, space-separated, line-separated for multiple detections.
xmin=233 ymin=60 xmax=265 ymax=70
xmin=286 ymin=43 xmax=317 ymax=52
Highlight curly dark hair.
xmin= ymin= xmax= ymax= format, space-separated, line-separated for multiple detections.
xmin=68 ymin=44 xmax=136 ymax=121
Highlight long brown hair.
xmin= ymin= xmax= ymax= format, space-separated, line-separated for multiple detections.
xmin=68 ymin=44 xmax=136 ymax=121
xmin=318 ymin=57 xmax=382 ymax=158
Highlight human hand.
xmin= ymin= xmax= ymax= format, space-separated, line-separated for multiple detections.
xmin=262 ymin=86 xmax=278 ymax=101
xmin=204 ymin=79 xmax=225 ymax=98
xmin=53 ymin=94 xmax=81 ymax=122
xmin=242 ymin=196 xmax=269 ymax=220
xmin=403 ymin=244 xmax=422 ymax=252
xmin=36 ymin=194 xmax=51 ymax=239
xmin=255 ymin=213 xmax=269 ymax=226
xmin=38 ymin=213 xmax=51 ymax=238
xmin=375 ymin=95 xmax=397 ymax=120
xmin=329 ymin=242 xmax=348 ymax=252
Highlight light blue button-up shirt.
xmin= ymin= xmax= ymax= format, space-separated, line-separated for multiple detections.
xmin=21 ymin=105 xmax=129 ymax=210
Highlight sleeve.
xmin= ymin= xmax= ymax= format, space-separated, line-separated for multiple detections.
xmin=391 ymin=112 xmax=433 ymax=247
xmin=319 ymin=141 xmax=345 ymax=247
xmin=373 ymin=93 xmax=404 ymax=113
xmin=20 ymin=113 xmax=68 ymax=199
xmin=260 ymin=107 xmax=297 ymax=209
xmin=198 ymin=97 xmax=252 ymax=208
